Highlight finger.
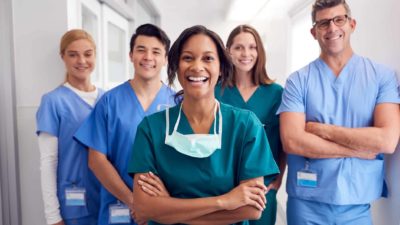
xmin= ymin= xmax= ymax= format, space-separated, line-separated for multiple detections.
xmin=250 ymin=192 xmax=266 ymax=210
xmin=248 ymin=194 xmax=264 ymax=211
xmin=140 ymin=185 xmax=158 ymax=196
xmin=140 ymin=174 xmax=163 ymax=191
xmin=149 ymin=172 xmax=164 ymax=186
xmin=249 ymin=186 xmax=267 ymax=204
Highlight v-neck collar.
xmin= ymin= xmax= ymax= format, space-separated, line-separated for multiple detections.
xmin=60 ymin=85 xmax=99 ymax=109
xmin=317 ymin=54 xmax=357 ymax=86
xmin=126 ymin=81 xmax=167 ymax=116
xmin=232 ymin=85 xmax=261 ymax=106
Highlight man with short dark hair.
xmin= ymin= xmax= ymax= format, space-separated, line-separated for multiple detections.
xmin=278 ymin=0 xmax=400 ymax=224
xmin=75 ymin=24 xmax=175 ymax=225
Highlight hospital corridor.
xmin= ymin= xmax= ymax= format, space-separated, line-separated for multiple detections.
xmin=0 ymin=0 xmax=399 ymax=224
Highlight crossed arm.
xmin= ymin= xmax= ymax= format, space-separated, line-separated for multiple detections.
xmin=280 ymin=103 xmax=400 ymax=159
xmin=132 ymin=173 xmax=267 ymax=225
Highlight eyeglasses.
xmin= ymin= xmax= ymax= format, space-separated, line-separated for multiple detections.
xmin=313 ymin=15 xmax=349 ymax=30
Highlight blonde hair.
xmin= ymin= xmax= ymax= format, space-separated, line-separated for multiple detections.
xmin=60 ymin=29 xmax=96 ymax=56
xmin=60 ymin=29 xmax=96 ymax=81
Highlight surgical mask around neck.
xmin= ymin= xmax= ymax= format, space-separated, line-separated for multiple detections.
xmin=164 ymin=101 xmax=222 ymax=158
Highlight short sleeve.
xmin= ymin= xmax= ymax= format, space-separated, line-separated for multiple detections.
xmin=238 ymin=112 xmax=279 ymax=182
xmin=36 ymin=94 xmax=59 ymax=137
xmin=74 ymin=96 xmax=109 ymax=154
xmin=376 ymin=69 xmax=400 ymax=104
xmin=128 ymin=117 xmax=157 ymax=177
xmin=277 ymin=73 xmax=305 ymax=114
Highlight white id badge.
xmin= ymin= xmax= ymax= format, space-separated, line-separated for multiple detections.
xmin=297 ymin=170 xmax=318 ymax=188
xmin=109 ymin=203 xmax=131 ymax=224
xmin=65 ymin=187 xmax=86 ymax=206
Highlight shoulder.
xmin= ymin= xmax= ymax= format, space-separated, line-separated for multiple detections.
xmin=356 ymin=55 xmax=396 ymax=76
xmin=39 ymin=86 xmax=68 ymax=105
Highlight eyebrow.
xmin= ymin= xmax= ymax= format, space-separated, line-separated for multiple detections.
xmin=136 ymin=45 xmax=162 ymax=51
xmin=66 ymin=49 xmax=94 ymax=53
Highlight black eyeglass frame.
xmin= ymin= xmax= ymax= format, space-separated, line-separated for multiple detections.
xmin=313 ymin=14 xmax=350 ymax=30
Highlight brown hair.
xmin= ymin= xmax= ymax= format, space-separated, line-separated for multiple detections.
xmin=60 ymin=29 xmax=96 ymax=56
xmin=226 ymin=24 xmax=273 ymax=87
xmin=311 ymin=0 xmax=351 ymax=24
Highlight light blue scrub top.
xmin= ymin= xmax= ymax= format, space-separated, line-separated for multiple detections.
xmin=74 ymin=81 xmax=175 ymax=225
xmin=277 ymin=54 xmax=400 ymax=205
xmin=128 ymin=102 xmax=279 ymax=225
xmin=36 ymin=85 xmax=104 ymax=220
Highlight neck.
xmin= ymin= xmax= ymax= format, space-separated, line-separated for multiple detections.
xmin=66 ymin=76 xmax=94 ymax=92
xmin=235 ymin=70 xmax=255 ymax=88
xmin=321 ymin=48 xmax=354 ymax=76
xmin=130 ymin=76 xmax=162 ymax=98
xmin=182 ymin=96 xmax=216 ymax=125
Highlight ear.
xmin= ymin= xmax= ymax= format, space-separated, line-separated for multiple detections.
xmin=349 ymin=18 xmax=357 ymax=33
xmin=163 ymin=56 xmax=168 ymax=66
xmin=310 ymin=27 xmax=317 ymax=40
xmin=129 ymin=51 xmax=134 ymax=63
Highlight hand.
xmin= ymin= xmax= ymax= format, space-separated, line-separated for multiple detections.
xmin=219 ymin=179 xmax=268 ymax=211
xmin=352 ymin=150 xmax=377 ymax=160
xmin=131 ymin=207 xmax=147 ymax=225
xmin=52 ymin=221 xmax=65 ymax=225
xmin=137 ymin=172 xmax=170 ymax=197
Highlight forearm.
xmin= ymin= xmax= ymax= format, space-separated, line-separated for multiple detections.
xmin=88 ymin=149 xmax=132 ymax=206
xmin=182 ymin=206 xmax=261 ymax=225
xmin=133 ymin=187 xmax=222 ymax=224
xmin=38 ymin=133 xmax=63 ymax=224
xmin=308 ymin=123 xmax=399 ymax=153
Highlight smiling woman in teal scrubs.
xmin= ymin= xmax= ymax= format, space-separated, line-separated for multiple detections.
xmin=128 ymin=25 xmax=279 ymax=225
xmin=215 ymin=24 xmax=285 ymax=225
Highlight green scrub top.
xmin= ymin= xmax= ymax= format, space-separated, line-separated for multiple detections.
xmin=215 ymin=83 xmax=283 ymax=225
xmin=215 ymin=83 xmax=283 ymax=165
xmin=128 ymin=102 xmax=279 ymax=225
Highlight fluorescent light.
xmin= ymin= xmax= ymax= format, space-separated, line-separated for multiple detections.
xmin=226 ymin=0 xmax=271 ymax=21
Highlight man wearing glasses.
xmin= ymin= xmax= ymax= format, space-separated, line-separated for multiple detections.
xmin=278 ymin=0 xmax=400 ymax=224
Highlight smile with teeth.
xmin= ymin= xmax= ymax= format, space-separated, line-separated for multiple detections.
xmin=187 ymin=76 xmax=209 ymax=82
xmin=140 ymin=63 xmax=156 ymax=69
xmin=239 ymin=59 xmax=253 ymax=65
xmin=325 ymin=34 xmax=343 ymax=40
xmin=75 ymin=66 xmax=89 ymax=71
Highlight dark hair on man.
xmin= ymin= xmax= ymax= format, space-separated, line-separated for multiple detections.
xmin=129 ymin=23 xmax=170 ymax=55
xmin=311 ymin=0 xmax=352 ymax=23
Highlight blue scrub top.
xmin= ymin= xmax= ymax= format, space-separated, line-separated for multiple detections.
xmin=36 ymin=85 xmax=104 ymax=220
xmin=277 ymin=54 xmax=400 ymax=205
xmin=74 ymin=81 xmax=175 ymax=225
xmin=128 ymin=102 xmax=279 ymax=225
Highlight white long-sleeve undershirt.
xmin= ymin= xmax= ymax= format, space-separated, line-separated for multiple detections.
xmin=38 ymin=83 xmax=98 ymax=224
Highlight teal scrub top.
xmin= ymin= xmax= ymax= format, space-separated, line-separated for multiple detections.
xmin=215 ymin=83 xmax=283 ymax=167
xmin=128 ymin=102 xmax=279 ymax=225
xmin=215 ymin=83 xmax=283 ymax=225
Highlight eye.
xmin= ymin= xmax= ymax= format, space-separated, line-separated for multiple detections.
xmin=181 ymin=55 xmax=193 ymax=62
xmin=250 ymin=45 xmax=257 ymax=50
xmin=84 ymin=52 xmax=93 ymax=57
xmin=67 ymin=52 xmax=77 ymax=57
xmin=203 ymin=56 xmax=215 ymax=62
xmin=153 ymin=51 xmax=161 ymax=55
xmin=234 ymin=46 xmax=242 ymax=50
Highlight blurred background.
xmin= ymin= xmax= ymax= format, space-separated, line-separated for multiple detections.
xmin=1 ymin=0 xmax=399 ymax=224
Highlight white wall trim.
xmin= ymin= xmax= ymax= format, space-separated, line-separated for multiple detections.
xmin=0 ymin=0 xmax=21 ymax=224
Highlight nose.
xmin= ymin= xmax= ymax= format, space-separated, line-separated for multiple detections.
xmin=143 ymin=50 xmax=153 ymax=60
xmin=190 ymin=59 xmax=205 ymax=73
xmin=77 ymin=55 xmax=85 ymax=63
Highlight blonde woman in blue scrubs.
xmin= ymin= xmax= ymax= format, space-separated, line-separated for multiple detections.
xmin=36 ymin=29 xmax=103 ymax=225
xmin=215 ymin=24 xmax=286 ymax=225
xmin=128 ymin=25 xmax=279 ymax=225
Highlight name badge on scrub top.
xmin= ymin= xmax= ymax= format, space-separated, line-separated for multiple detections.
xmin=297 ymin=160 xmax=318 ymax=188
xmin=65 ymin=187 xmax=86 ymax=206
xmin=109 ymin=202 xmax=131 ymax=224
